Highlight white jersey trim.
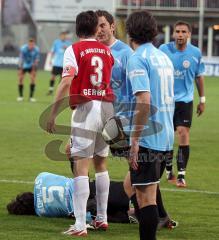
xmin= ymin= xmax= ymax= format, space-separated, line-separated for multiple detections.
xmin=133 ymin=89 xmax=150 ymax=95
xmin=132 ymin=180 xmax=160 ymax=186
xmin=80 ymin=38 xmax=97 ymax=42
xmin=63 ymin=46 xmax=78 ymax=76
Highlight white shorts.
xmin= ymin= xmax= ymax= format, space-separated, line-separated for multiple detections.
xmin=70 ymin=100 xmax=114 ymax=158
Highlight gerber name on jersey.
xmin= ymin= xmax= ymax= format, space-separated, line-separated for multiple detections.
xmin=83 ymin=88 xmax=106 ymax=96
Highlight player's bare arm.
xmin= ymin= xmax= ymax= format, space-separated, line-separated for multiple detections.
xmin=47 ymin=76 xmax=73 ymax=133
xmin=195 ymin=75 xmax=205 ymax=116
xmin=129 ymin=91 xmax=150 ymax=170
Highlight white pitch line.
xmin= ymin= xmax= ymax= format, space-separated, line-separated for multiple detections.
xmin=0 ymin=179 xmax=34 ymax=184
xmin=160 ymin=187 xmax=219 ymax=195
xmin=0 ymin=179 xmax=219 ymax=195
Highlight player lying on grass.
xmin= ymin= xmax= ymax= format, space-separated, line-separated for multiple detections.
xmin=6 ymin=172 xmax=135 ymax=224
xmin=7 ymin=172 xmax=176 ymax=229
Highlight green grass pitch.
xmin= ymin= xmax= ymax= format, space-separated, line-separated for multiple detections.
xmin=0 ymin=69 xmax=219 ymax=240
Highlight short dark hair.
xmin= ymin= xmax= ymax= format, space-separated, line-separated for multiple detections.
xmin=174 ymin=21 xmax=192 ymax=32
xmin=28 ymin=38 xmax=35 ymax=43
xmin=96 ymin=10 xmax=114 ymax=25
xmin=76 ymin=11 xmax=98 ymax=38
xmin=60 ymin=31 xmax=68 ymax=35
xmin=7 ymin=192 xmax=36 ymax=215
xmin=126 ymin=10 xmax=157 ymax=44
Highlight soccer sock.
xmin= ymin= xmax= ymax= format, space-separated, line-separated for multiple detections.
xmin=18 ymin=84 xmax=23 ymax=97
xmin=156 ymin=186 xmax=167 ymax=218
xmin=73 ymin=176 xmax=90 ymax=230
xmin=29 ymin=84 xmax=35 ymax=98
xmin=95 ymin=171 xmax=110 ymax=222
xmin=166 ymin=156 xmax=173 ymax=173
xmin=49 ymin=79 xmax=55 ymax=92
xmin=69 ymin=157 xmax=74 ymax=174
xmin=177 ymin=145 xmax=190 ymax=178
xmin=139 ymin=205 xmax=158 ymax=240
xmin=130 ymin=194 xmax=140 ymax=221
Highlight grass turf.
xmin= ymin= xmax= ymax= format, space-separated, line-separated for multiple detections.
xmin=0 ymin=69 xmax=219 ymax=239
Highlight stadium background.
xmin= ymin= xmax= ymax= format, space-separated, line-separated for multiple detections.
xmin=0 ymin=1 xmax=219 ymax=240
xmin=1 ymin=0 xmax=219 ymax=75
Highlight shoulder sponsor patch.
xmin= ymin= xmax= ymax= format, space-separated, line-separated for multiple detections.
xmin=129 ymin=69 xmax=145 ymax=78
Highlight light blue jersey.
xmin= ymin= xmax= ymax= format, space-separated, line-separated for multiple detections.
xmin=51 ymin=39 xmax=72 ymax=67
xmin=127 ymin=43 xmax=174 ymax=151
xmin=159 ymin=42 xmax=205 ymax=103
xmin=110 ymin=40 xmax=133 ymax=117
xmin=34 ymin=172 xmax=74 ymax=217
xmin=19 ymin=44 xmax=40 ymax=69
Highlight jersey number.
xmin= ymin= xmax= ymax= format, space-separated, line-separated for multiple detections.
xmin=42 ymin=186 xmax=64 ymax=203
xmin=158 ymin=68 xmax=174 ymax=105
xmin=90 ymin=56 xmax=103 ymax=86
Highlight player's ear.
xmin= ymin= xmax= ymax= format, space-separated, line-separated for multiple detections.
xmin=111 ymin=22 xmax=116 ymax=34
xmin=188 ymin=31 xmax=191 ymax=39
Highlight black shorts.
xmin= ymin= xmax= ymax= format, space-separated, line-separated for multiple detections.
xmin=110 ymin=146 xmax=130 ymax=158
xmin=130 ymin=147 xmax=172 ymax=186
xmin=89 ymin=181 xmax=129 ymax=211
xmin=173 ymin=101 xmax=193 ymax=130
xmin=52 ymin=66 xmax=63 ymax=76
xmin=21 ymin=67 xmax=35 ymax=73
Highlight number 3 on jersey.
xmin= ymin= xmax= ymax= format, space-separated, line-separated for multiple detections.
xmin=90 ymin=56 xmax=103 ymax=87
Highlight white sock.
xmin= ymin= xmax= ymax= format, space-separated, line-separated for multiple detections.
xmin=95 ymin=171 xmax=110 ymax=222
xmin=178 ymin=171 xmax=186 ymax=177
xmin=73 ymin=176 xmax=90 ymax=230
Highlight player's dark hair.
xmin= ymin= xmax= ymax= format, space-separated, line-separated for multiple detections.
xmin=174 ymin=21 xmax=192 ymax=32
xmin=126 ymin=10 xmax=157 ymax=44
xmin=28 ymin=38 xmax=35 ymax=43
xmin=96 ymin=10 xmax=114 ymax=25
xmin=76 ymin=11 xmax=98 ymax=38
xmin=7 ymin=192 xmax=36 ymax=215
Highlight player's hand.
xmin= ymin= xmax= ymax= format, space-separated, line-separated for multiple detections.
xmin=46 ymin=116 xmax=56 ymax=133
xmin=129 ymin=139 xmax=139 ymax=170
xmin=197 ymin=103 xmax=205 ymax=117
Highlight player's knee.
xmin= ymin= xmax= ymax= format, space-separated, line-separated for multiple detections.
xmin=123 ymin=173 xmax=134 ymax=198
xmin=65 ymin=143 xmax=71 ymax=160
xmin=136 ymin=185 xmax=157 ymax=208
xmin=93 ymin=156 xmax=107 ymax=172
xmin=65 ymin=143 xmax=74 ymax=174
xmin=177 ymin=127 xmax=189 ymax=141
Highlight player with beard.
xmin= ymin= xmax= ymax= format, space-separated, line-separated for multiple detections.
xmin=159 ymin=21 xmax=205 ymax=187
xmin=96 ymin=10 xmax=177 ymax=231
